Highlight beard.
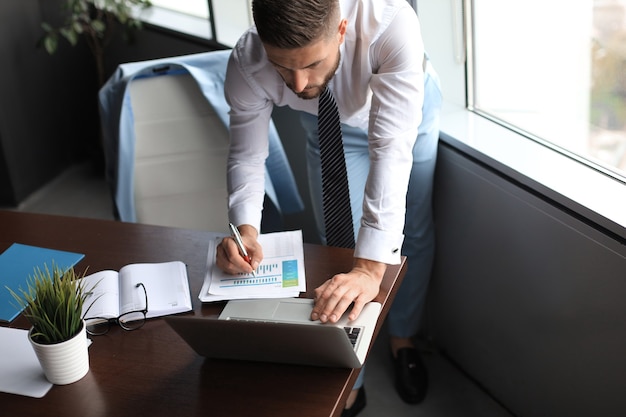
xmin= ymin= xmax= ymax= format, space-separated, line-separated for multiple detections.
xmin=288 ymin=50 xmax=341 ymax=100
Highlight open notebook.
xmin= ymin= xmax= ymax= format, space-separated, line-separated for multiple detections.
xmin=165 ymin=298 xmax=381 ymax=368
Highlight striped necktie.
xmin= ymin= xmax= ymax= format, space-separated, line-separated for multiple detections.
xmin=318 ymin=87 xmax=355 ymax=249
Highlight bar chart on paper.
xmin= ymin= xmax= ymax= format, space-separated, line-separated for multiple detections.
xmin=199 ymin=230 xmax=306 ymax=302
xmin=217 ymin=259 xmax=299 ymax=289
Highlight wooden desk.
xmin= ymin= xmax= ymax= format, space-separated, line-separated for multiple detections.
xmin=0 ymin=210 xmax=406 ymax=417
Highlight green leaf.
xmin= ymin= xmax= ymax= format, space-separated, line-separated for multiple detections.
xmin=77 ymin=1 xmax=89 ymax=14
xmin=73 ymin=21 xmax=84 ymax=34
xmin=117 ymin=13 xmax=129 ymax=25
xmin=43 ymin=35 xmax=58 ymax=55
xmin=60 ymin=28 xmax=79 ymax=46
xmin=8 ymin=264 xmax=93 ymax=344
xmin=91 ymin=19 xmax=106 ymax=34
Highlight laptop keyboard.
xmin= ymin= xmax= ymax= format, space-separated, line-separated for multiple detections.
xmin=228 ymin=317 xmax=363 ymax=350
xmin=343 ymin=326 xmax=362 ymax=348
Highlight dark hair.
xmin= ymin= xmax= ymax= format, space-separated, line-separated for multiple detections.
xmin=252 ymin=0 xmax=340 ymax=48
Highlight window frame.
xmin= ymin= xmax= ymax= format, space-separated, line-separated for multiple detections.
xmin=137 ymin=2 xmax=214 ymax=42
xmin=136 ymin=0 xmax=252 ymax=48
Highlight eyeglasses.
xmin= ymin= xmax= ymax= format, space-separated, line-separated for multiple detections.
xmin=85 ymin=283 xmax=148 ymax=336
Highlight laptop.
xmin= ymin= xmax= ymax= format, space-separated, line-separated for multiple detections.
xmin=165 ymin=298 xmax=381 ymax=368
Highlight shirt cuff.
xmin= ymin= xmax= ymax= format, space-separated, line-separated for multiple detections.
xmin=354 ymin=226 xmax=404 ymax=265
xmin=228 ymin=203 xmax=262 ymax=233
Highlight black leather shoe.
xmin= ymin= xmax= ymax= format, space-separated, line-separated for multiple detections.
xmin=393 ymin=347 xmax=428 ymax=404
xmin=341 ymin=386 xmax=366 ymax=417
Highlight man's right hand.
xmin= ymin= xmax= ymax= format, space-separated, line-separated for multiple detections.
xmin=216 ymin=224 xmax=263 ymax=275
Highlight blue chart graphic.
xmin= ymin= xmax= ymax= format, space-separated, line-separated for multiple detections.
xmin=221 ymin=262 xmax=282 ymax=288
xmin=256 ymin=263 xmax=279 ymax=275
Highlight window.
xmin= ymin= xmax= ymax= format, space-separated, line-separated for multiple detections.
xmin=418 ymin=0 xmax=625 ymax=231
xmin=139 ymin=0 xmax=252 ymax=47
xmin=149 ymin=0 xmax=209 ymax=18
xmin=139 ymin=0 xmax=211 ymax=40
xmin=469 ymin=0 xmax=626 ymax=180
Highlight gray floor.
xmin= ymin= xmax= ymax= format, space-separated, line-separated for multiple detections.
xmin=9 ymin=163 xmax=115 ymax=221
xmin=11 ymin=162 xmax=514 ymax=417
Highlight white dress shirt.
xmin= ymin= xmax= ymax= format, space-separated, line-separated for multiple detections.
xmin=225 ymin=0 xmax=425 ymax=265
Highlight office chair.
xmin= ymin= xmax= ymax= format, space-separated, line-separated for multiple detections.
xmin=99 ymin=50 xmax=303 ymax=232
xmin=128 ymin=70 xmax=229 ymax=232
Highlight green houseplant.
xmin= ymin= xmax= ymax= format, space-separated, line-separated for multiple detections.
xmin=41 ymin=0 xmax=153 ymax=86
xmin=8 ymin=264 xmax=95 ymax=384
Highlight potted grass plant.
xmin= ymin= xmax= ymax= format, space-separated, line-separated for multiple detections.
xmin=8 ymin=264 xmax=94 ymax=385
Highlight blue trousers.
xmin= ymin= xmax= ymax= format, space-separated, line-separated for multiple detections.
xmin=300 ymin=61 xmax=442 ymax=389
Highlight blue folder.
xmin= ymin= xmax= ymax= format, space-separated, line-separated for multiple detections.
xmin=0 ymin=243 xmax=85 ymax=322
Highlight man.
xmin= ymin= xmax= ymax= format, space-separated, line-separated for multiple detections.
xmin=216 ymin=0 xmax=442 ymax=415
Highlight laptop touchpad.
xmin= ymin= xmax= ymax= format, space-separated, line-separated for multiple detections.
xmin=273 ymin=300 xmax=315 ymax=322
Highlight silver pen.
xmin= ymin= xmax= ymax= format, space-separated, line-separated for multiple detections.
xmin=228 ymin=222 xmax=257 ymax=278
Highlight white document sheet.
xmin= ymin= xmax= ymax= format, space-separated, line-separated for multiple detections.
xmin=199 ymin=230 xmax=306 ymax=302
xmin=0 ymin=327 xmax=53 ymax=398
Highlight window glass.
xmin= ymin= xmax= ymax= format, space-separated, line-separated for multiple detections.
xmin=141 ymin=0 xmax=251 ymax=47
xmin=471 ymin=0 xmax=626 ymax=178
xmin=149 ymin=0 xmax=209 ymax=18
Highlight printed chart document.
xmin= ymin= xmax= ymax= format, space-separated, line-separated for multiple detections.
xmin=200 ymin=230 xmax=306 ymax=302
xmin=81 ymin=261 xmax=192 ymax=320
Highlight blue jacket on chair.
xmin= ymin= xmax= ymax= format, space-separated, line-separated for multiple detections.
xmin=98 ymin=49 xmax=304 ymax=223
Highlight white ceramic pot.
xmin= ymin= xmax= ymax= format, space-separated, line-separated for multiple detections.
xmin=29 ymin=320 xmax=90 ymax=385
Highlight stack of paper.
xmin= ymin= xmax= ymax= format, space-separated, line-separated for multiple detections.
xmin=199 ymin=230 xmax=306 ymax=302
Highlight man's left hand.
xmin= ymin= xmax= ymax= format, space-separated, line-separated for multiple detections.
xmin=311 ymin=258 xmax=387 ymax=323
